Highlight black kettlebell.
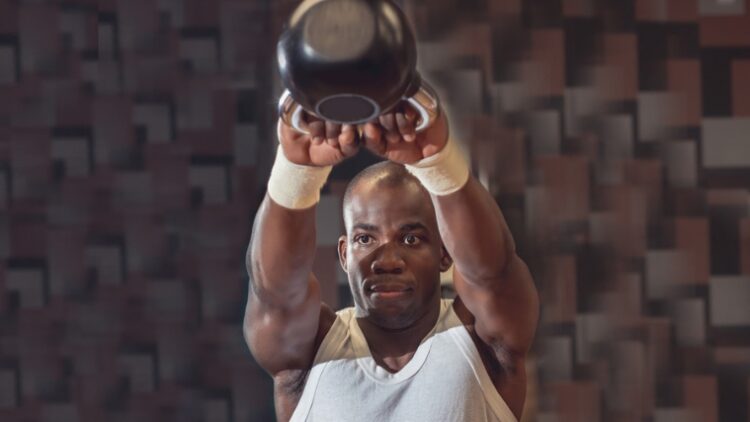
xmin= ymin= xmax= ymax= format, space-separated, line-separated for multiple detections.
xmin=277 ymin=0 xmax=439 ymax=133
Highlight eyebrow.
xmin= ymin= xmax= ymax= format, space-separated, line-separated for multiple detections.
xmin=352 ymin=223 xmax=378 ymax=232
xmin=399 ymin=222 xmax=429 ymax=232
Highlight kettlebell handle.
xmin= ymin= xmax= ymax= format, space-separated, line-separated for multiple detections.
xmin=278 ymin=82 xmax=440 ymax=135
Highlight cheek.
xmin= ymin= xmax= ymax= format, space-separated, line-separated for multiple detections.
xmin=353 ymin=255 xmax=372 ymax=274
xmin=347 ymin=250 xmax=369 ymax=274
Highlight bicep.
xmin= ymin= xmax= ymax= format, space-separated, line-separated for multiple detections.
xmin=244 ymin=273 xmax=331 ymax=376
xmin=453 ymin=254 xmax=539 ymax=357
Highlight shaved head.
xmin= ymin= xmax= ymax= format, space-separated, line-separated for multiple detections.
xmin=342 ymin=161 xmax=430 ymax=228
xmin=338 ymin=160 xmax=449 ymax=329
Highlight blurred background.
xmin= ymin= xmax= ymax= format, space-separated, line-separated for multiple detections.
xmin=0 ymin=0 xmax=749 ymax=420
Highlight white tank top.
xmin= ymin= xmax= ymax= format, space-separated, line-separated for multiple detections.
xmin=289 ymin=299 xmax=518 ymax=422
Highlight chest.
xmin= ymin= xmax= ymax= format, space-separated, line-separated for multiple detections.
xmin=304 ymin=332 xmax=497 ymax=421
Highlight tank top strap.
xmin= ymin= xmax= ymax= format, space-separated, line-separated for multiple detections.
xmin=290 ymin=308 xmax=355 ymax=422
xmin=313 ymin=307 xmax=354 ymax=364
xmin=444 ymin=303 xmax=519 ymax=422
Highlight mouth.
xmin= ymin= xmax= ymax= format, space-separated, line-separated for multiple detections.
xmin=365 ymin=280 xmax=414 ymax=300
xmin=371 ymin=290 xmax=412 ymax=300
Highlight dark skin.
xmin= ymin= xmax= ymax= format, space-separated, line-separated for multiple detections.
xmin=245 ymin=106 xmax=539 ymax=421
xmin=339 ymin=177 xmax=451 ymax=371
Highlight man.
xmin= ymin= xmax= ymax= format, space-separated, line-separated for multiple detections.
xmin=245 ymin=103 xmax=539 ymax=421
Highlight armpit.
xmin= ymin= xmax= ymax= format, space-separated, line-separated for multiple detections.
xmin=470 ymin=323 xmax=520 ymax=379
xmin=275 ymin=368 xmax=309 ymax=397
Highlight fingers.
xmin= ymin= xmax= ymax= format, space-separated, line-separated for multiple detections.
xmin=362 ymin=122 xmax=385 ymax=155
xmin=325 ymin=121 xmax=341 ymax=148
xmin=396 ymin=110 xmax=416 ymax=142
xmin=302 ymin=112 xmax=325 ymax=145
xmin=404 ymin=104 xmax=419 ymax=123
xmin=308 ymin=122 xmax=326 ymax=145
xmin=379 ymin=114 xmax=401 ymax=144
xmin=379 ymin=103 xmax=418 ymax=144
xmin=339 ymin=124 xmax=359 ymax=157
xmin=304 ymin=114 xmax=359 ymax=158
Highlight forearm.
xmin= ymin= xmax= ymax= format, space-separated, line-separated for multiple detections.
xmin=404 ymin=135 xmax=514 ymax=285
xmin=433 ymin=176 xmax=515 ymax=284
xmin=248 ymin=196 xmax=318 ymax=305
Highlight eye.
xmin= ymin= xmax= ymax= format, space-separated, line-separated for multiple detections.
xmin=355 ymin=234 xmax=372 ymax=245
xmin=403 ymin=234 xmax=420 ymax=245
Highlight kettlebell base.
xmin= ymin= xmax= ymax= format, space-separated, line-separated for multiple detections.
xmin=315 ymin=94 xmax=380 ymax=125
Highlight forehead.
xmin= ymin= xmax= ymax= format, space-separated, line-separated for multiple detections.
xmin=344 ymin=179 xmax=435 ymax=231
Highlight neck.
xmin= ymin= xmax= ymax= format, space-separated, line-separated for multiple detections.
xmin=357 ymin=296 xmax=441 ymax=372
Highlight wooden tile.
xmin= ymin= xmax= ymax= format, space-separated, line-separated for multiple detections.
xmin=542 ymin=255 xmax=577 ymax=324
xmin=667 ymin=0 xmax=699 ymax=21
xmin=528 ymin=30 xmax=565 ymax=97
xmin=601 ymin=34 xmax=638 ymax=100
xmin=700 ymin=15 xmax=750 ymax=46
xmin=666 ymin=60 xmax=702 ymax=125
xmin=741 ymin=218 xmax=750 ymax=275
xmin=675 ymin=218 xmax=711 ymax=283
xmin=732 ymin=60 xmax=750 ymax=117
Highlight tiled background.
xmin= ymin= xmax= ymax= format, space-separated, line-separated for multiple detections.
xmin=0 ymin=0 xmax=749 ymax=421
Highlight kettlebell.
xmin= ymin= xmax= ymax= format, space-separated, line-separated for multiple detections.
xmin=277 ymin=0 xmax=439 ymax=133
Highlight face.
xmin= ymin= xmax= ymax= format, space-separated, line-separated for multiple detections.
xmin=338 ymin=179 xmax=452 ymax=330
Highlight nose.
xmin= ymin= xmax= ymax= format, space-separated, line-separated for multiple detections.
xmin=370 ymin=242 xmax=405 ymax=274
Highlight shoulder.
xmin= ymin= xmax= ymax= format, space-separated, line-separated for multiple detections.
xmin=271 ymin=303 xmax=338 ymax=421
xmin=451 ymin=297 xmax=523 ymax=376
xmin=311 ymin=302 xmax=343 ymax=362
xmin=246 ymin=295 xmax=338 ymax=376
xmin=451 ymin=296 xmax=528 ymax=415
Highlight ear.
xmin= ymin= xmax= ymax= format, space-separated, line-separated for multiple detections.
xmin=338 ymin=235 xmax=348 ymax=272
xmin=439 ymin=245 xmax=453 ymax=272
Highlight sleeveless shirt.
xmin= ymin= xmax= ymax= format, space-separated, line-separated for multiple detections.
xmin=289 ymin=299 xmax=518 ymax=422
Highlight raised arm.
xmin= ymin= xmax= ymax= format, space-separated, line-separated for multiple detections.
xmin=432 ymin=171 xmax=539 ymax=359
xmin=361 ymin=106 xmax=539 ymax=362
xmin=244 ymin=118 xmax=358 ymax=376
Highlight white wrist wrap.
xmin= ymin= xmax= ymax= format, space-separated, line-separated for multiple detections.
xmin=267 ymin=145 xmax=332 ymax=209
xmin=405 ymin=138 xmax=470 ymax=195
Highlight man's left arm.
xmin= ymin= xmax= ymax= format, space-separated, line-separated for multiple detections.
xmin=362 ymin=107 xmax=540 ymax=362
xmin=434 ymin=175 xmax=539 ymax=362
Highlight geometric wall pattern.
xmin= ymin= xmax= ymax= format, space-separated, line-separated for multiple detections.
xmin=0 ymin=0 xmax=749 ymax=421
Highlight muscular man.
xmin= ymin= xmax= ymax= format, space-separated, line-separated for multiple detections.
xmin=245 ymin=104 xmax=539 ymax=421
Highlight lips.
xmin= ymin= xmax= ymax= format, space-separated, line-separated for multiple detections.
xmin=369 ymin=283 xmax=411 ymax=293
xmin=365 ymin=278 xmax=414 ymax=300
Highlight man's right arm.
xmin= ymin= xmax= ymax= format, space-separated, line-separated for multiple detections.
xmin=245 ymin=196 xmax=326 ymax=375
xmin=244 ymin=118 xmax=358 ymax=376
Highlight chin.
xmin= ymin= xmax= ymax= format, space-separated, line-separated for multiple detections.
xmin=365 ymin=297 xmax=429 ymax=330
xmin=367 ymin=307 xmax=419 ymax=331
xmin=351 ymin=281 xmax=441 ymax=329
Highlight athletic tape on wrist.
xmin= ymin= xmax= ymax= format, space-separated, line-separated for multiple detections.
xmin=267 ymin=145 xmax=332 ymax=209
xmin=405 ymin=137 xmax=470 ymax=195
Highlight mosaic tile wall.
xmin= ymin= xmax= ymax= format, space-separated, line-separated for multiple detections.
xmin=0 ymin=0 xmax=748 ymax=421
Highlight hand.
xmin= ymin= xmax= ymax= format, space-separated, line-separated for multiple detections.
xmin=278 ymin=112 xmax=359 ymax=167
xmin=359 ymin=103 xmax=449 ymax=165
